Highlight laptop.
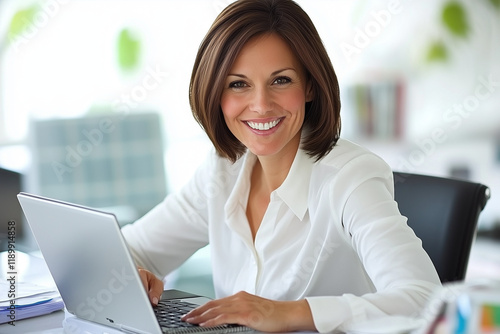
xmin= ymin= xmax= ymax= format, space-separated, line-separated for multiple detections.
xmin=17 ymin=192 xmax=253 ymax=334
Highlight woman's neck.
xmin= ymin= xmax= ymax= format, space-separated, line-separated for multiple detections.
xmin=254 ymin=138 xmax=299 ymax=193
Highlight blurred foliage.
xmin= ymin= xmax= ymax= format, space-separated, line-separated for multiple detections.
xmin=117 ymin=28 xmax=141 ymax=72
xmin=427 ymin=0 xmax=499 ymax=64
xmin=426 ymin=1 xmax=468 ymax=63
xmin=442 ymin=1 xmax=469 ymax=37
xmin=427 ymin=40 xmax=448 ymax=62
xmin=6 ymin=4 xmax=39 ymax=43
xmin=490 ymin=0 xmax=500 ymax=9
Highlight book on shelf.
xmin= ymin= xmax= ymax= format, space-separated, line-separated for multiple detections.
xmin=345 ymin=79 xmax=404 ymax=140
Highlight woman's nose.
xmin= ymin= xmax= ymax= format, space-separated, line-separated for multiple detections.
xmin=249 ymin=87 xmax=272 ymax=114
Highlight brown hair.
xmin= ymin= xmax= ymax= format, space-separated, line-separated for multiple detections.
xmin=189 ymin=0 xmax=341 ymax=162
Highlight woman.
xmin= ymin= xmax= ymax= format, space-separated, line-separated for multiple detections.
xmin=121 ymin=0 xmax=441 ymax=332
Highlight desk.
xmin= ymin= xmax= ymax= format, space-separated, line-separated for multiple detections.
xmin=0 ymin=250 xmax=425 ymax=334
xmin=0 ymin=310 xmax=65 ymax=334
xmin=0 ymin=310 xmax=143 ymax=334
xmin=6 ymin=241 xmax=500 ymax=334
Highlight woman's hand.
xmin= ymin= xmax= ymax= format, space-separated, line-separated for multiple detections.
xmin=181 ymin=291 xmax=316 ymax=333
xmin=137 ymin=267 xmax=164 ymax=306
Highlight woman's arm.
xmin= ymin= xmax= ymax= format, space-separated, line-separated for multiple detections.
xmin=306 ymin=153 xmax=442 ymax=332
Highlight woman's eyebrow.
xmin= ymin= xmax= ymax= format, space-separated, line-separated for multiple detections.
xmin=227 ymin=67 xmax=297 ymax=78
xmin=271 ymin=67 xmax=296 ymax=76
xmin=226 ymin=73 xmax=247 ymax=78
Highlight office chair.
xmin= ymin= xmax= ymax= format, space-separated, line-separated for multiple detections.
xmin=393 ymin=172 xmax=490 ymax=283
xmin=27 ymin=112 xmax=167 ymax=226
xmin=0 ymin=167 xmax=23 ymax=251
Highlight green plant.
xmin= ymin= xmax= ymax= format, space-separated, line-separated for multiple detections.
xmin=117 ymin=28 xmax=142 ymax=72
xmin=427 ymin=0 xmax=499 ymax=62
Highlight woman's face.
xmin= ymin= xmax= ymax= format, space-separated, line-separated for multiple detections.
xmin=220 ymin=33 xmax=312 ymax=160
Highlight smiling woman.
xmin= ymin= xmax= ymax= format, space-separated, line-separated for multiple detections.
xmin=219 ymin=33 xmax=312 ymax=238
xmin=189 ymin=0 xmax=341 ymax=164
xmin=122 ymin=0 xmax=442 ymax=333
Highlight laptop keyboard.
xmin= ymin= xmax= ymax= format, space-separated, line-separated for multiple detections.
xmin=155 ymin=299 xmax=198 ymax=329
xmin=154 ymin=299 xmax=251 ymax=334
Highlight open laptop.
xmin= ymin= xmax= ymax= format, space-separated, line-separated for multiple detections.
xmin=17 ymin=192 xmax=253 ymax=334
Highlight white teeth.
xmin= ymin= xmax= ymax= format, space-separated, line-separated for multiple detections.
xmin=247 ymin=119 xmax=280 ymax=130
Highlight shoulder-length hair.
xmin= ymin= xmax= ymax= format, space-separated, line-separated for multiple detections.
xmin=189 ymin=0 xmax=341 ymax=163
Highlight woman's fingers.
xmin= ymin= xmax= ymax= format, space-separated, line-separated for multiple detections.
xmin=181 ymin=291 xmax=312 ymax=332
xmin=137 ymin=267 xmax=163 ymax=306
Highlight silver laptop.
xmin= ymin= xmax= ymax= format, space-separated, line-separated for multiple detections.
xmin=17 ymin=192 xmax=252 ymax=334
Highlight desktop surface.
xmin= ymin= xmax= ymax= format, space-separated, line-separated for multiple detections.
xmin=0 ymin=309 xmax=65 ymax=334
xmin=12 ymin=249 xmax=495 ymax=334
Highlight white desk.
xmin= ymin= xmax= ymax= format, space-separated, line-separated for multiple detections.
xmin=6 ymin=248 xmax=483 ymax=334
xmin=0 ymin=309 xmax=142 ymax=334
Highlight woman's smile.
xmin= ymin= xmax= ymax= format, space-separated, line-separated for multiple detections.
xmin=245 ymin=117 xmax=284 ymax=132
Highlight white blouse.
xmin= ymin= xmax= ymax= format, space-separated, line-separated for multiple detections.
xmin=121 ymin=138 xmax=441 ymax=333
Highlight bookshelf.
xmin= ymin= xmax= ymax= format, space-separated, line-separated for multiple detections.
xmin=344 ymin=78 xmax=405 ymax=141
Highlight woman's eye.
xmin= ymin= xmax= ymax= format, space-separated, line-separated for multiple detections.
xmin=228 ymin=81 xmax=247 ymax=89
xmin=273 ymin=76 xmax=291 ymax=85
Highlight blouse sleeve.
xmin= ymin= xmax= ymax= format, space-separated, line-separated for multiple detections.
xmin=306 ymin=153 xmax=442 ymax=333
xmin=120 ymin=152 xmax=215 ymax=278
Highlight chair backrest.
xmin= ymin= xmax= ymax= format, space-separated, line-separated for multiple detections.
xmin=27 ymin=112 xmax=167 ymax=225
xmin=393 ymin=172 xmax=490 ymax=283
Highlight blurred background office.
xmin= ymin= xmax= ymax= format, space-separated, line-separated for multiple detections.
xmin=0 ymin=0 xmax=499 ymax=296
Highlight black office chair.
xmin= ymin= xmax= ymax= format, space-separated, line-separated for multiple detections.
xmin=393 ymin=172 xmax=490 ymax=283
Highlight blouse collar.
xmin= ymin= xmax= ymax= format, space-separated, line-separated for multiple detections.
xmin=224 ymin=147 xmax=313 ymax=223
xmin=274 ymin=148 xmax=312 ymax=221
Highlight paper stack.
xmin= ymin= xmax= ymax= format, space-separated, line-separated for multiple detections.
xmin=1 ymin=281 xmax=64 ymax=324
